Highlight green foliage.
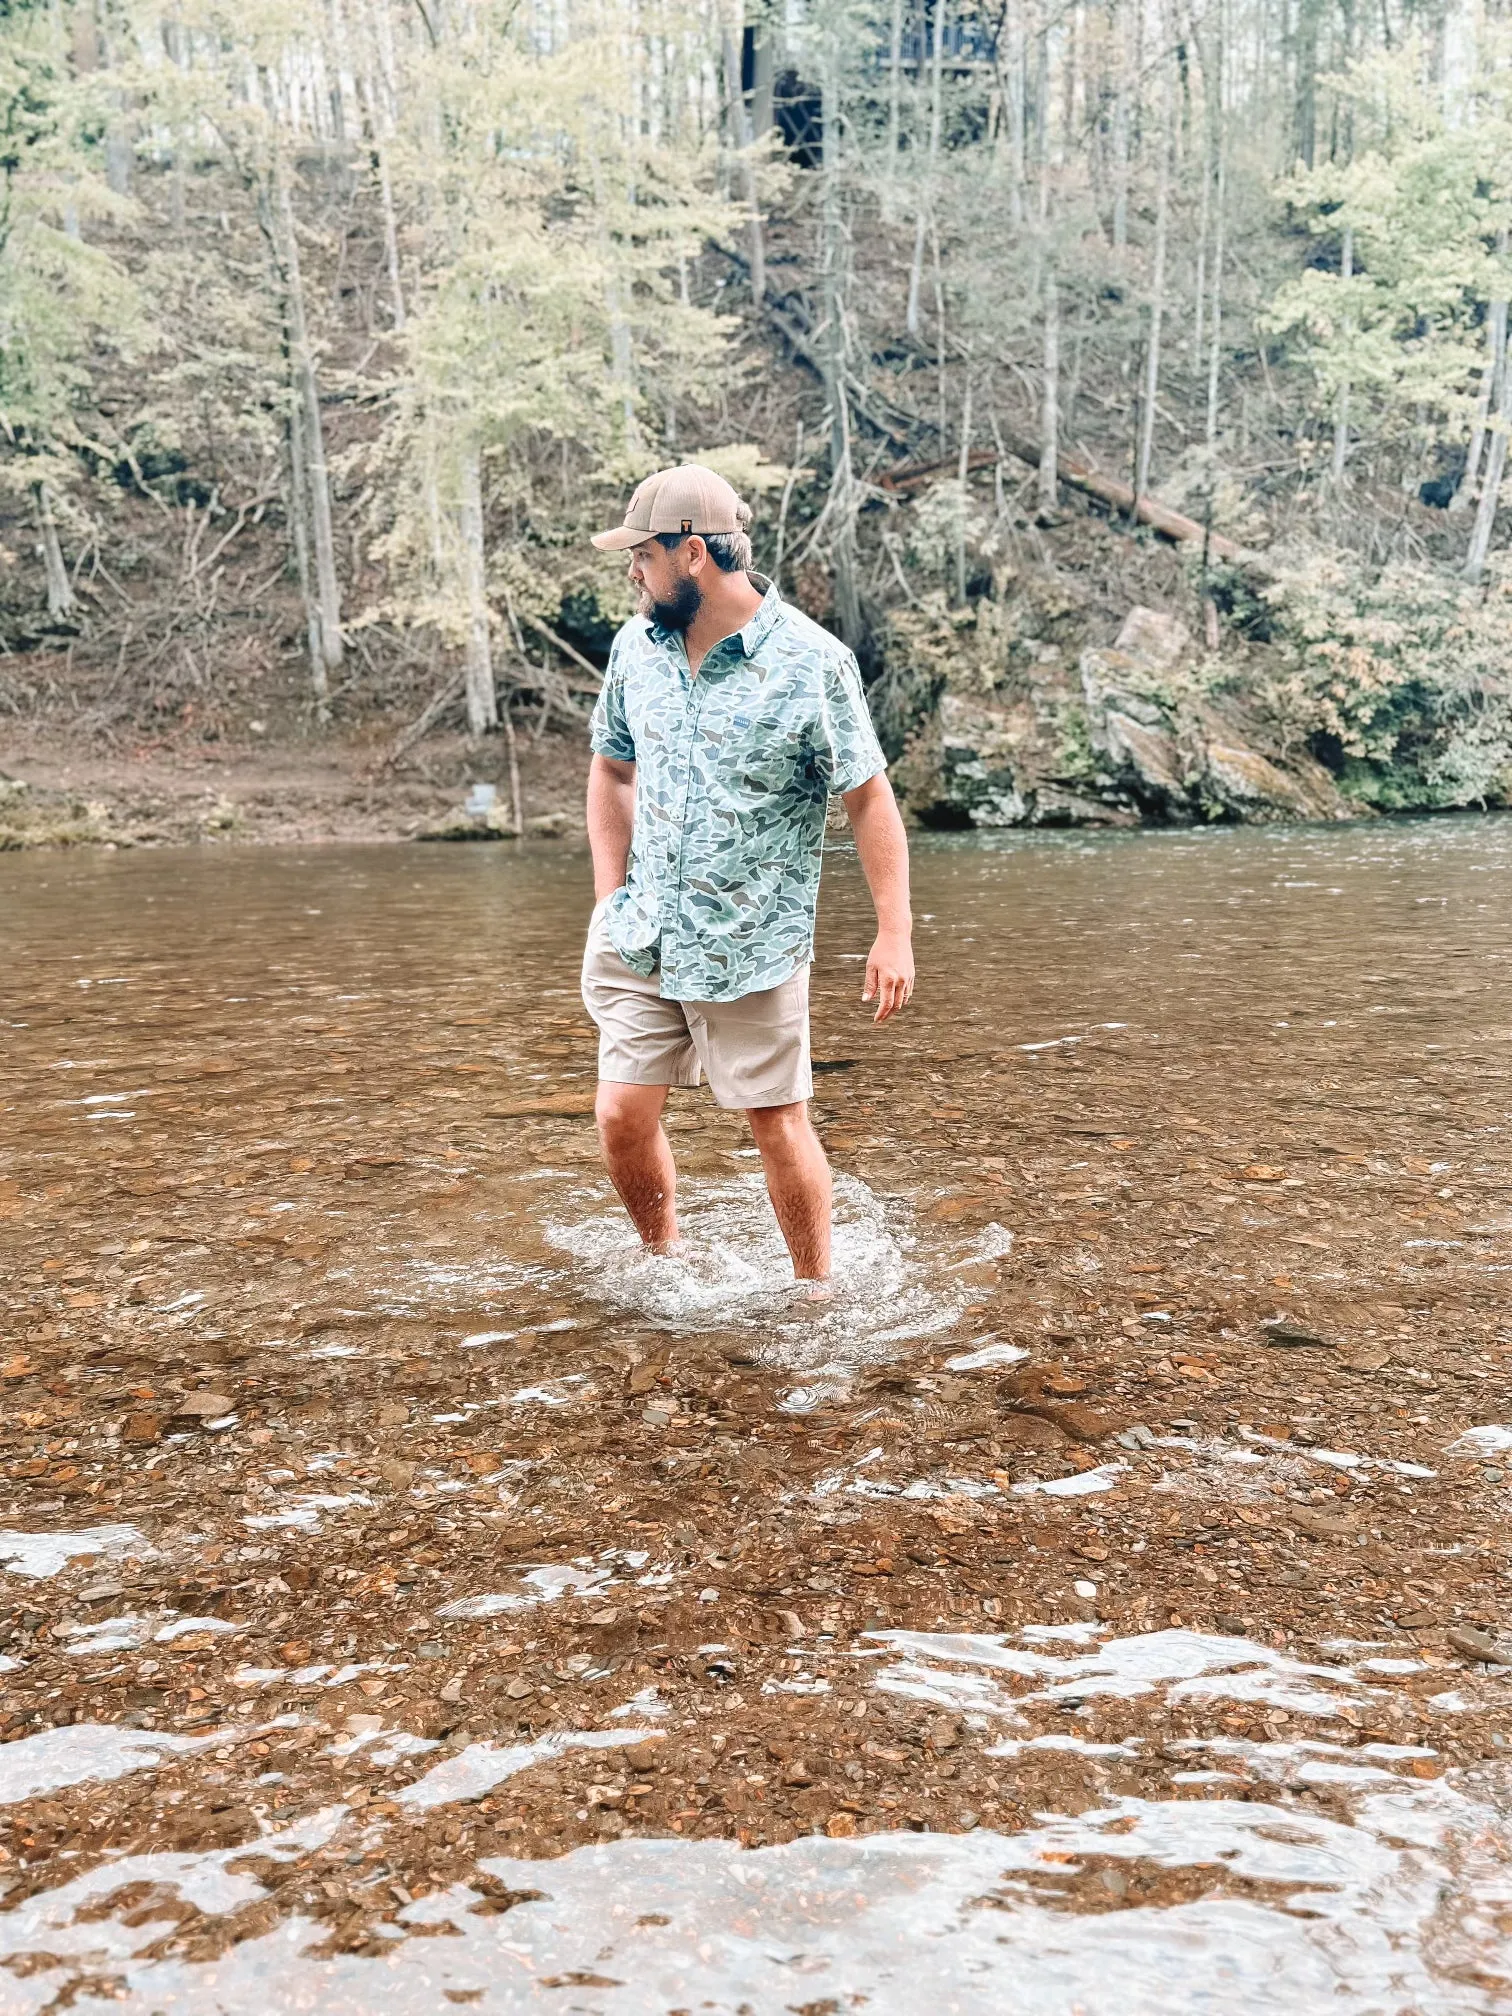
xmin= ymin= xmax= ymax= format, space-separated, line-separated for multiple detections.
xmin=0 ymin=17 xmax=140 ymax=513
xmin=1266 ymin=40 xmax=1512 ymax=458
xmin=1263 ymin=553 xmax=1512 ymax=807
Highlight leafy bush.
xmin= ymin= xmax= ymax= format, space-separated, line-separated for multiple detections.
xmin=1260 ymin=554 xmax=1512 ymax=807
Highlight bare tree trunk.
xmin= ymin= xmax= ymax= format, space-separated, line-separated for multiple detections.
xmin=887 ymin=0 xmax=905 ymax=163
xmin=1005 ymin=2 xmax=1026 ymax=225
xmin=1205 ymin=147 xmax=1227 ymax=455
xmin=906 ymin=0 xmax=948 ymax=339
xmin=501 ymin=700 xmax=523 ymax=833
xmin=1465 ymin=326 xmax=1512 ymax=583
xmin=1294 ymin=0 xmax=1322 ymax=167
xmin=820 ymin=44 xmax=861 ymax=649
xmin=1040 ymin=267 xmax=1061 ymax=514
xmin=1193 ymin=112 xmax=1210 ymax=365
xmin=33 ymin=484 xmax=74 ymax=619
xmin=357 ymin=44 xmax=406 ymax=333
xmin=750 ymin=17 xmax=774 ymax=136
xmin=458 ymin=440 xmax=499 ymax=735
xmin=1134 ymin=73 xmax=1171 ymax=506
xmin=286 ymin=395 xmax=328 ymax=712
xmin=955 ymin=372 xmax=972 ymax=602
xmin=1111 ymin=1 xmax=1129 ymax=250
xmin=1454 ymin=225 xmax=1508 ymax=513
xmin=1330 ymin=225 xmax=1353 ymax=485
xmin=273 ymin=164 xmax=343 ymax=673
xmin=588 ymin=136 xmax=640 ymax=449
xmin=722 ymin=11 xmax=764 ymax=305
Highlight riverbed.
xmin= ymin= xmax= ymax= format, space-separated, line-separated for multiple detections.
xmin=3 ymin=820 xmax=1512 ymax=2010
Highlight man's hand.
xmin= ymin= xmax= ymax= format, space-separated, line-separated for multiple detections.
xmin=862 ymin=928 xmax=915 ymax=1023
xmin=842 ymin=774 xmax=915 ymax=1026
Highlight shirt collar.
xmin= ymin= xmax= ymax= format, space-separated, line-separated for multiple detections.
xmin=737 ymin=575 xmax=784 ymax=656
xmin=643 ymin=575 xmax=785 ymax=661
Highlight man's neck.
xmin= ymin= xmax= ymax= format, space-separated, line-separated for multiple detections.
xmin=683 ymin=571 xmax=766 ymax=675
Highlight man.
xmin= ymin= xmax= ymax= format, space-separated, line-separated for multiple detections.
xmin=582 ymin=462 xmax=913 ymax=1287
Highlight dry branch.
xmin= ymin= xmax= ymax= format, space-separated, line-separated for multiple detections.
xmin=517 ymin=613 xmax=604 ymax=692
xmin=380 ymin=670 xmax=464 ymax=768
xmin=879 ymin=437 xmax=1275 ymax=575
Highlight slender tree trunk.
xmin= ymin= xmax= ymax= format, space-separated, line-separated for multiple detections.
xmin=588 ymin=136 xmax=639 ymax=448
xmin=750 ymin=18 xmax=774 ymax=137
xmin=1134 ymin=77 xmax=1171 ymax=505
xmin=1111 ymin=1 xmax=1129 ymax=250
xmin=458 ymin=440 xmax=499 ymax=735
xmin=820 ymin=46 xmax=861 ymax=650
xmin=956 ymin=372 xmax=972 ymax=602
xmin=887 ymin=0 xmax=905 ymax=163
xmin=358 ymin=50 xmax=406 ymax=332
xmin=1331 ymin=225 xmax=1353 ymax=485
xmin=1040 ymin=267 xmax=1061 ymax=513
xmin=34 ymin=484 xmax=74 ymax=619
xmin=273 ymin=164 xmax=343 ymax=672
xmin=285 ymin=394 xmax=328 ymax=712
xmin=1454 ymin=226 xmax=1508 ymax=513
xmin=1465 ymin=324 xmax=1512 ymax=583
xmin=1205 ymin=148 xmax=1227 ymax=454
xmin=906 ymin=0 xmax=947 ymax=339
xmin=1193 ymin=108 xmax=1210 ymax=365
xmin=722 ymin=13 xmax=764 ymax=305
xmin=1006 ymin=3 xmax=1026 ymax=225
xmin=501 ymin=700 xmax=523 ymax=834
xmin=1294 ymin=0 xmax=1322 ymax=167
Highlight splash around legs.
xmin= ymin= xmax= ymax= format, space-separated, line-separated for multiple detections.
xmin=594 ymin=1081 xmax=832 ymax=1282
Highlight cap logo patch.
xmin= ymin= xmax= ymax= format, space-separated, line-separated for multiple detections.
xmin=681 ymin=519 xmax=693 ymax=533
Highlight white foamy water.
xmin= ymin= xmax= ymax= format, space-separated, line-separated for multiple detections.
xmin=869 ymin=1626 xmax=1378 ymax=1720
xmin=4 ymin=1631 xmax=1511 ymax=2011
xmin=437 ymin=1563 xmax=614 ymax=1617
xmin=3 ymin=1769 xmax=1508 ymax=2012
xmin=1449 ymin=1425 xmax=1512 ymax=1457
xmin=947 ymin=1339 xmax=1029 ymax=1369
xmin=0 ymin=1525 xmax=152 ymax=1580
xmin=242 ymin=1492 xmax=372 ymax=1533
xmin=544 ymin=1172 xmax=964 ymax=1372
xmin=0 ymin=1724 xmax=229 ymax=1803
xmin=396 ymin=1727 xmax=663 ymax=1809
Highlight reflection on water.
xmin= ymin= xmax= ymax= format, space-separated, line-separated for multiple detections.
xmin=2 ymin=1626 xmax=1508 ymax=2012
xmin=7 ymin=817 xmax=1512 ymax=2010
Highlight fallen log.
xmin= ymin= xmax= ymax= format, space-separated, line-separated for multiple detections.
xmin=879 ymin=434 xmax=1275 ymax=575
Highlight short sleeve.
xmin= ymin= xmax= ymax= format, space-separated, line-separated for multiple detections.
xmin=811 ymin=649 xmax=886 ymax=796
xmin=589 ymin=635 xmax=636 ymax=762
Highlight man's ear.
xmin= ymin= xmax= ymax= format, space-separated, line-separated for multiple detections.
xmin=684 ymin=535 xmax=709 ymax=575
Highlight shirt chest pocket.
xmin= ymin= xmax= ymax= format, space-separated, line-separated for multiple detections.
xmin=715 ymin=705 xmax=811 ymax=799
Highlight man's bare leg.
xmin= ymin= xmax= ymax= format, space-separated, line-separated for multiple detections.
xmin=747 ymin=1100 xmax=832 ymax=1281
xmin=596 ymin=1084 xmax=680 ymax=1250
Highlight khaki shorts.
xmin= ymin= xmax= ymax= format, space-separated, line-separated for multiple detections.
xmin=581 ymin=901 xmax=813 ymax=1110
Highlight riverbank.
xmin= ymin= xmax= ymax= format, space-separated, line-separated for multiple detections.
xmin=0 ymin=725 xmax=591 ymax=852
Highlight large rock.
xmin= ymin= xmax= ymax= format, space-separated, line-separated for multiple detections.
xmin=907 ymin=604 xmax=1352 ymax=829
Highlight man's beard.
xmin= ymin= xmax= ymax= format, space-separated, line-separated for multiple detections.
xmin=649 ymin=573 xmax=703 ymax=631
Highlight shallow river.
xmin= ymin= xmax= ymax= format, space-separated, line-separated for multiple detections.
xmin=4 ymin=818 xmax=1512 ymax=2012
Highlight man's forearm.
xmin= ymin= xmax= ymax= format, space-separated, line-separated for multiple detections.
xmin=586 ymin=756 xmax=636 ymax=899
xmin=845 ymin=777 xmax=912 ymax=934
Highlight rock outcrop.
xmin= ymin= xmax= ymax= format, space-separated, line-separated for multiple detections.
xmin=907 ymin=606 xmax=1351 ymax=829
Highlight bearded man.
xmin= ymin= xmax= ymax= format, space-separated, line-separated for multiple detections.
xmin=582 ymin=463 xmax=913 ymax=1285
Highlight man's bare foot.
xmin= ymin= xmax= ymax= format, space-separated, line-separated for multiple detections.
xmin=791 ymin=1277 xmax=834 ymax=1302
xmin=644 ymin=1236 xmax=685 ymax=1258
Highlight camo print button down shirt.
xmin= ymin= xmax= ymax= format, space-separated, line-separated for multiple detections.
xmin=589 ymin=576 xmax=887 ymax=1003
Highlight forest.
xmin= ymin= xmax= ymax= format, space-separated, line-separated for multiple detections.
xmin=5 ymin=0 xmax=1512 ymax=837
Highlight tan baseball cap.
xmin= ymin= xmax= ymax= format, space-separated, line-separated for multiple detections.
xmin=591 ymin=463 xmax=752 ymax=551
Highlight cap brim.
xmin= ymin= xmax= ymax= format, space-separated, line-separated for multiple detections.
xmin=590 ymin=525 xmax=651 ymax=551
